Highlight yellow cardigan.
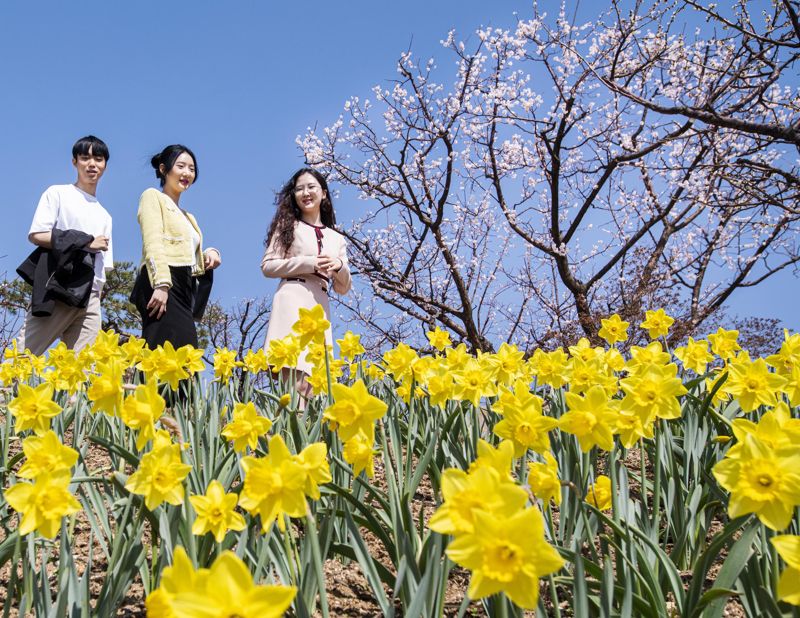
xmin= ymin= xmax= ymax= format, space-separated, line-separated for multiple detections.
xmin=137 ymin=188 xmax=206 ymax=289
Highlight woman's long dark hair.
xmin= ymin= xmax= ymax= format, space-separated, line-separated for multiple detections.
xmin=265 ymin=168 xmax=336 ymax=256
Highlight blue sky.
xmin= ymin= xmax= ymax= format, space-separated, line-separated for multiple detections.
xmin=1 ymin=1 xmax=796 ymax=337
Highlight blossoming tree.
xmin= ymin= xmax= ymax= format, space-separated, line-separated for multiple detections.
xmin=299 ymin=0 xmax=800 ymax=351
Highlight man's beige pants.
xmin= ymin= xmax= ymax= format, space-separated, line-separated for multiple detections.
xmin=17 ymin=289 xmax=102 ymax=355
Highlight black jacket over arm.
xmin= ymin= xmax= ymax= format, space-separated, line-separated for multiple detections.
xmin=17 ymin=228 xmax=97 ymax=317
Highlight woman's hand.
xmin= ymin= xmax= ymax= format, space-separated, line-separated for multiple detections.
xmin=316 ymin=254 xmax=342 ymax=278
xmin=204 ymin=248 xmax=222 ymax=270
xmin=147 ymin=286 xmax=169 ymax=319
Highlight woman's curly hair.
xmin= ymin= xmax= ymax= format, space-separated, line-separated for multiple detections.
xmin=265 ymin=168 xmax=336 ymax=256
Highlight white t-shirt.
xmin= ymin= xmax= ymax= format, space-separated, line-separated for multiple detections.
xmin=28 ymin=184 xmax=113 ymax=290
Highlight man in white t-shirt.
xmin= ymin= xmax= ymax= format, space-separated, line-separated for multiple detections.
xmin=18 ymin=136 xmax=113 ymax=355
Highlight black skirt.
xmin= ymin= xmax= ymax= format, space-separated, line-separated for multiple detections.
xmin=132 ymin=266 xmax=198 ymax=350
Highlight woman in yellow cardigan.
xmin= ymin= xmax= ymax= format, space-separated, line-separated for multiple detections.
xmin=132 ymin=144 xmax=221 ymax=348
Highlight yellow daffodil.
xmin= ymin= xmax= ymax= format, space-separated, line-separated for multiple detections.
xmin=604 ymin=348 xmax=626 ymax=373
xmin=293 ymin=441 xmax=332 ymax=500
xmin=382 ymin=343 xmax=419 ymax=380
xmin=453 ymin=360 xmax=496 ymax=407
xmin=3 ymin=340 xmax=24 ymax=363
xmin=42 ymin=356 xmax=87 ymax=394
xmin=120 ymin=336 xmax=147 ymax=368
xmin=766 ymin=329 xmax=800 ymax=375
xmin=620 ymin=363 xmax=687 ymax=424
xmin=241 ymin=348 xmax=269 ymax=374
xmin=0 ymin=359 xmax=32 ymax=386
xmin=395 ymin=380 xmax=413 ymax=403
xmin=674 ymin=338 xmax=713 ymax=374
xmin=323 ymin=379 xmax=388 ymax=442
xmin=17 ymin=431 xmax=79 ymax=479
xmin=640 ymin=309 xmax=674 ymax=340
xmin=781 ymin=365 xmax=800 ymax=406
xmin=343 ymin=431 xmax=376 ymax=478
xmin=426 ymin=373 xmax=456 ymax=408
xmin=266 ymin=335 xmax=301 ymax=372
xmin=125 ymin=431 xmax=192 ymax=510
xmin=337 ymin=330 xmax=365 ymax=361
xmin=168 ymin=550 xmax=296 ymax=618
xmin=528 ymin=348 xmax=569 ymax=389
xmin=306 ymin=366 xmax=331 ymax=396
xmin=712 ymin=434 xmax=800 ymax=530
xmin=721 ymin=357 xmax=787 ymax=412
xmin=626 ymin=341 xmax=671 ymax=374
xmin=221 ymin=402 xmax=272 ymax=453
xmin=90 ymin=330 xmax=123 ymax=363
xmin=566 ymin=357 xmax=618 ymax=396
xmin=9 ymin=382 xmax=62 ymax=435
xmin=364 ymin=363 xmax=385 ymax=381
xmin=560 ymin=386 xmax=618 ymax=452
xmin=426 ymin=327 xmax=452 ymax=352
xmin=614 ymin=409 xmax=654 ymax=449
xmin=708 ymin=327 xmax=741 ymax=361
xmin=527 ymin=452 xmax=561 ymax=506
xmin=772 ymin=535 xmax=800 ymax=605
xmin=5 ymin=469 xmax=81 ymax=538
xmin=239 ymin=435 xmax=309 ymax=532
xmin=444 ymin=343 xmax=472 ymax=372
xmin=429 ymin=466 xmax=528 ymax=536
xmin=446 ymin=506 xmax=565 ymax=609
xmin=147 ymin=342 xmax=191 ymax=391
xmin=145 ymin=546 xmax=209 ymax=617
xmin=493 ymin=385 xmax=558 ymax=457
xmin=483 ymin=343 xmax=526 ymax=386
xmin=291 ymin=304 xmax=330 ymax=349
xmin=586 ymin=475 xmax=613 ymax=510
xmin=181 ymin=345 xmax=206 ymax=375
xmin=568 ymin=338 xmax=605 ymax=362
xmin=189 ymin=480 xmax=246 ymax=543
xmin=87 ymin=358 xmax=124 ymax=416
xmin=468 ymin=439 xmax=516 ymax=478
xmin=120 ymin=380 xmax=165 ymax=451
xmin=213 ymin=348 xmax=240 ymax=382
xmin=598 ymin=314 xmax=629 ymax=345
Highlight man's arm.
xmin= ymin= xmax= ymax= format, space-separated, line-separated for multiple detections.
xmin=28 ymin=231 xmax=52 ymax=249
xmin=29 ymin=231 xmax=107 ymax=252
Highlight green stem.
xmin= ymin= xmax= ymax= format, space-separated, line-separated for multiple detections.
xmin=324 ymin=342 xmax=333 ymax=406
xmin=306 ymin=511 xmax=330 ymax=618
xmin=651 ymin=423 xmax=662 ymax=541
xmin=282 ymin=516 xmax=298 ymax=586
xmin=639 ymin=437 xmax=648 ymax=519
xmin=548 ymin=574 xmax=562 ymax=618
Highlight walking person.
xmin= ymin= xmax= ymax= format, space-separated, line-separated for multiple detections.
xmin=17 ymin=135 xmax=113 ymax=355
xmin=131 ymin=144 xmax=221 ymax=349
xmin=261 ymin=168 xmax=352 ymax=399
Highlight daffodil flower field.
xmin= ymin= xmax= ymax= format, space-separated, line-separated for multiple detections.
xmin=1 ymin=307 xmax=799 ymax=616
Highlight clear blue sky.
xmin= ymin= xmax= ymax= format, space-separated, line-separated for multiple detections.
xmin=1 ymin=1 xmax=796 ymax=336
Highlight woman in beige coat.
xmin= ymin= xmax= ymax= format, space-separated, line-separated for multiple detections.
xmin=261 ymin=168 xmax=351 ymax=391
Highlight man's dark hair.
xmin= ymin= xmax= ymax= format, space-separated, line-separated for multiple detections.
xmin=72 ymin=135 xmax=109 ymax=162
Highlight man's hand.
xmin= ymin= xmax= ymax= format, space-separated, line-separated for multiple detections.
xmin=86 ymin=235 xmax=109 ymax=252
